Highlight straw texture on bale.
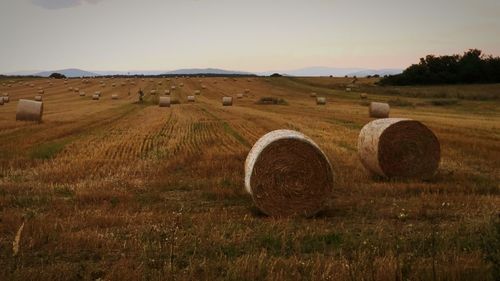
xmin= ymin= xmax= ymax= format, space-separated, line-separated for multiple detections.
xmin=111 ymin=94 xmax=118 ymax=99
xmin=187 ymin=95 xmax=195 ymax=102
xmin=222 ymin=97 xmax=233 ymax=106
xmin=244 ymin=129 xmax=334 ymax=217
xmin=358 ymin=118 xmax=440 ymax=179
xmin=159 ymin=96 xmax=171 ymax=107
xmin=92 ymin=94 xmax=99 ymax=100
xmin=16 ymin=99 xmax=43 ymax=122
xmin=316 ymin=97 xmax=326 ymax=105
xmin=34 ymin=95 xmax=43 ymax=101
xmin=369 ymin=102 xmax=390 ymax=118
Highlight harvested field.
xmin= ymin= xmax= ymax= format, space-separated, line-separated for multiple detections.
xmin=0 ymin=76 xmax=499 ymax=280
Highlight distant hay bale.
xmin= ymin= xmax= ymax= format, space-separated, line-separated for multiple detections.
xmin=3 ymin=95 xmax=9 ymax=103
xmin=34 ymin=95 xmax=43 ymax=101
xmin=360 ymin=93 xmax=368 ymax=99
xmin=68 ymin=87 xmax=73 ymax=91
xmin=346 ymin=87 xmax=351 ymax=92
xmin=369 ymin=102 xmax=390 ymax=118
xmin=112 ymin=83 xmax=116 ymax=87
xmin=201 ymin=85 xmax=206 ymax=89
xmin=74 ymin=88 xmax=80 ymax=92
xmin=111 ymin=94 xmax=118 ymax=99
xmin=180 ymin=83 xmax=184 ymax=87
xmin=358 ymin=118 xmax=440 ymax=179
xmin=222 ymin=97 xmax=233 ymax=106
xmin=164 ymin=90 xmax=170 ymax=95
xmin=159 ymin=96 xmax=171 ymax=107
xmin=187 ymin=95 xmax=195 ymax=102
xmin=244 ymin=129 xmax=334 ymax=217
xmin=316 ymin=97 xmax=326 ymax=105
xmin=101 ymin=84 xmax=106 ymax=88
xmin=150 ymin=90 xmax=157 ymax=95
xmin=95 ymin=91 xmax=101 ymax=97
xmin=171 ymin=86 xmax=176 ymax=90
xmin=38 ymin=90 xmax=44 ymax=95
xmin=92 ymin=94 xmax=99 ymax=100
xmin=194 ymin=90 xmax=201 ymax=95
xmin=30 ymin=84 xmax=34 ymax=87
xmin=16 ymin=99 xmax=43 ymax=122
xmin=158 ymin=81 xmax=162 ymax=85
xmin=244 ymin=89 xmax=250 ymax=93
xmin=237 ymin=93 xmax=244 ymax=99
xmin=79 ymin=92 xmax=86 ymax=97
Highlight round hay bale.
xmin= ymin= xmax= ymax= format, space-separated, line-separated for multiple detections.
xmin=180 ymin=83 xmax=184 ymax=87
xmin=316 ymin=97 xmax=326 ymax=105
xmin=69 ymin=87 xmax=73 ymax=91
xmin=222 ymin=97 xmax=233 ymax=106
xmin=150 ymin=90 xmax=156 ymax=95
xmin=358 ymin=118 xmax=440 ymax=179
xmin=237 ymin=93 xmax=244 ymax=99
xmin=0 ymin=99 xmax=3 ymax=105
xmin=16 ymin=99 xmax=43 ymax=122
xmin=171 ymin=86 xmax=176 ymax=90
xmin=92 ymin=94 xmax=100 ymax=100
xmin=79 ymin=92 xmax=86 ymax=97
xmin=95 ymin=91 xmax=101 ymax=97
xmin=187 ymin=95 xmax=195 ymax=102
xmin=194 ymin=90 xmax=201 ymax=95
xmin=244 ymin=129 xmax=334 ymax=217
xmin=111 ymin=94 xmax=118 ymax=100
xmin=346 ymin=87 xmax=351 ymax=92
xmin=159 ymin=96 xmax=171 ymax=107
xmin=101 ymin=84 xmax=106 ymax=88
xmin=164 ymin=90 xmax=170 ymax=95
xmin=245 ymin=89 xmax=250 ymax=93
xmin=310 ymin=92 xmax=317 ymax=97
xmin=34 ymin=95 xmax=43 ymax=101
xmin=74 ymin=88 xmax=80 ymax=92
xmin=360 ymin=93 xmax=368 ymax=99
xmin=369 ymin=102 xmax=390 ymax=118
xmin=3 ymin=96 xmax=9 ymax=103
xmin=38 ymin=89 xmax=44 ymax=95
xmin=201 ymin=85 xmax=206 ymax=89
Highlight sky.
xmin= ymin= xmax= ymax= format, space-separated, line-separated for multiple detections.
xmin=0 ymin=0 xmax=499 ymax=73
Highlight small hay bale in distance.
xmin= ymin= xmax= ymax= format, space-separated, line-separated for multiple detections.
xmin=369 ymin=102 xmax=390 ymax=118
xmin=2 ymin=95 xmax=9 ymax=103
xmin=316 ymin=97 xmax=326 ymax=105
xmin=237 ymin=93 xmax=244 ymax=99
xmin=201 ymin=85 xmax=206 ymax=89
xmin=68 ymin=87 xmax=73 ymax=91
xmin=360 ymin=93 xmax=368 ymax=99
xmin=222 ymin=97 xmax=233 ymax=106
xmin=95 ymin=91 xmax=101 ymax=97
xmin=159 ymin=96 xmax=171 ymax=107
xmin=187 ymin=95 xmax=195 ymax=102
xmin=16 ymin=99 xmax=43 ymax=122
xmin=92 ymin=94 xmax=100 ymax=100
xmin=244 ymin=89 xmax=250 ymax=94
xmin=34 ymin=95 xmax=43 ymax=101
xmin=164 ymin=90 xmax=170 ymax=95
xmin=150 ymin=89 xmax=156 ymax=95
xmin=346 ymin=87 xmax=351 ymax=92
xmin=194 ymin=90 xmax=201 ymax=95
xmin=38 ymin=89 xmax=44 ymax=95
xmin=244 ymin=129 xmax=334 ymax=217
xmin=357 ymin=118 xmax=440 ymax=179
xmin=171 ymin=86 xmax=176 ymax=90
xmin=79 ymin=91 xmax=86 ymax=97
xmin=179 ymin=83 xmax=184 ymax=87
xmin=310 ymin=92 xmax=317 ymax=97
xmin=111 ymin=94 xmax=118 ymax=100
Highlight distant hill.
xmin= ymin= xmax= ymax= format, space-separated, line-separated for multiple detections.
xmin=258 ymin=66 xmax=402 ymax=77
xmin=34 ymin=68 xmax=99 ymax=77
xmin=162 ymin=68 xmax=253 ymax=76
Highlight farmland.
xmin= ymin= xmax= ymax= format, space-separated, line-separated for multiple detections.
xmin=0 ymin=77 xmax=499 ymax=280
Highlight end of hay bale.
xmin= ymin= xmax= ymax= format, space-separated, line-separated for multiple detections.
xmin=111 ymin=94 xmax=118 ymax=100
xmin=316 ymin=97 xmax=326 ymax=105
xmin=34 ymin=95 xmax=43 ymax=101
xmin=16 ymin=99 xmax=43 ymax=122
xmin=222 ymin=97 xmax=233 ymax=106
xmin=187 ymin=95 xmax=195 ymax=102
xmin=357 ymin=118 xmax=440 ymax=179
xmin=369 ymin=102 xmax=390 ymax=118
xmin=244 ymin=129 xmax=334 ymax=217
xmin=92 ymin=94 xmax=100 ymax=100
xmin=79 ymin=92 xmax=86 ymax=97
xmin=159 ymin=96 xmax=171 ymax=107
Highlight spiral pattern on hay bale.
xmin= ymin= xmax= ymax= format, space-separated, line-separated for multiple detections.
xmin=357 ymin=118 xmax=440 ymax=179
xmin=244 ymin=129 xmax=334 ymax=217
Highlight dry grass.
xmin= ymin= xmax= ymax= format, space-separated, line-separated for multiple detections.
xmin=0 ymin=77 xmax=499 ymax=280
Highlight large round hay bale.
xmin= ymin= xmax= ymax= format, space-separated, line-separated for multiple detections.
xmin=369 ymin=102 xmax=390 ymax=118
xmin=16 ymin=99 xmax=43 ymax=122
xmin=222 ymin=97 xmax=233 ymax=106
xmin=358 ymin=118 xmax=440 ymax=179
xmin=159 ymin=96 xmax=171 ymax=107
xmin=92 ymin=94 xmax=99 ymax=100
xmin=316 ymin=97 xmax=326 ymax=105
xmin=187 ymin=95 xmax=195 ymax=102
xmin=244 ymin=129 xmax=334 ymax=217
xmin=34 ymin=95 xmax=43 ymax=101
xmin=310 ymin=92 xmax=317 ymax=97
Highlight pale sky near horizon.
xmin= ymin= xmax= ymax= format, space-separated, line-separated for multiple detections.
xmin=0 ymin=0 xmax=499 ymax=73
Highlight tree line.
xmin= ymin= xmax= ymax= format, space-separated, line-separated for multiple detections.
xmin=380 ymin=49 xmax=500 ymax=85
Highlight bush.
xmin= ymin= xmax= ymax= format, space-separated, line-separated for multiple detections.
xmin=49 ymin=73 xmax=66 ymax=79
xmin=430 ymin=99 xmax=459 ymax=106
xmin=256 ymin=97 xmax=287 ymax=105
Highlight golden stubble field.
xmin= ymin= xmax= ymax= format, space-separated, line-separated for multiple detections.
xmin=0 ymin=76 xmax=499 ymax=280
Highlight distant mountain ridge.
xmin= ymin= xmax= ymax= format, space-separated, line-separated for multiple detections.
xmin=4 ymin=66 xmax=403 ymax=77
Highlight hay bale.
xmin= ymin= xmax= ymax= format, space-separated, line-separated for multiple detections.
xmin=16 ymin=99 xmax=43 ymax=122
xmin=237 ymin=93 xmax=244 ymax=99
xmin=95 ymin=91 xmax=101 ymax=97
xmin=244 ymin=129 xmax=334 ymax=217
xmin=34 ymin=95 xmax=43 ymax=101
xmin=369 ymin=102 xmax=390 ymax=118
xmin=0 ymin=99 xmax=3 ymax=105
xmin=245 ymin=89 xmax=250 ymax=93
xmin=159 ymin=96 xmax=171 ymax=107
xmin=101 ymin=84 xmax=106 ymax=88
xmin=3 ymin=96 xmax=9 ymax=103
xmin=111 ymin=94 xmax=118 ymax=100
xmin=222 ymin=97 xmax=233 ymax=106
xmin=150 ymin=90 xmax=156 ymax=95
xmin=164 ymin=90 xmax=170 ymax=95
xmin=187 ymin=95 xmax=195 ymax=102
xmin=346 ymin=87 xmax=351 ymax=92
xmin=316 ymin=97 xmax=326 ymax=105
xmin=180 ymin=83 xmax=184 ymax=87
xmin=358 ymin=118 xmax=440 ymax=179
xmin=194 ymin=90 xmax=201 ymax=95
xmin=92 ymin=94 xmax=99 ymax=100
xmin=171 ymin=86 xmax=176 ymax=90
xmin=79 ymin=92 xmax=86 ymax=97
xmin=360 ymin=93 xmax=368 ymax=99
xmin=310 ymin=92 xmax=317 ymax=97
xmin=201 ymin=85 xmax=206 ymax=89
xmin=69 ymin=87 xmax=73 ymax=91
xmin=38 ymin=89 xmax=44 ymax=95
